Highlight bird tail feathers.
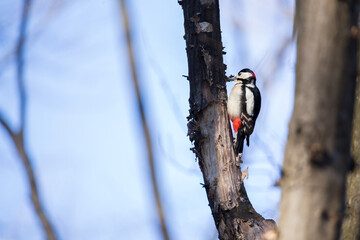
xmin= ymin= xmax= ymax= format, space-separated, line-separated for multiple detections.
xmin=235 ymin=130 xmax=245 ymax=155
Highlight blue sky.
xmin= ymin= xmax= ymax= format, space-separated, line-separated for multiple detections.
xmin=0 ymin=0 xmax=295 ymax=239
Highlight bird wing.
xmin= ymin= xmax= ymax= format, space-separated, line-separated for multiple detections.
xmin=253 ymin=86 xmax=261 ymax=121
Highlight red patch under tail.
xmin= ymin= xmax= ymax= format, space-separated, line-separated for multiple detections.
xmin=232 ymin=118 xmax=241 ymax=133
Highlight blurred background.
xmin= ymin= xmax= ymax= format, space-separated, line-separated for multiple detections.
xmin=0 ymin=0 xmax=295 ymax=239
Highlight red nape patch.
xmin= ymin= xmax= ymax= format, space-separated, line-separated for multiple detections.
xmin=251 ymin=72 xmax=256 ymax=79
xmin=232 ymin=118 xmax=241 ymax=133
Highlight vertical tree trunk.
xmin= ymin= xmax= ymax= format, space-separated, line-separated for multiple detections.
xmin=180 ymin=1 xmax=276 ymax=239
xmin=341 ymin=47 xmax=360 ymax=240
xmin=279 ymin=1 xmax=358 ymax=240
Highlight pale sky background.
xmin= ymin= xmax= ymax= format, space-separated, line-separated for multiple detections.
xmin=0 ymin=0 xmax=295 ymax=239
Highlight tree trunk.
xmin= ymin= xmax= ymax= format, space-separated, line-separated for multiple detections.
xmin=180 ymin=1 xmax=276 ymax=239
xmin=341 ymin=45 xmax=360 ymax=240
xmin=279 ymin=1 xmax=358 ymax=240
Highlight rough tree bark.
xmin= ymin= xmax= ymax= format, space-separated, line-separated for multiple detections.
xmin=279 ymin=1 xmax=358 ymax=240
xmin=341 ymin=44 xmax=360 ymax=240
xmin=180 ymin=1 xmax=276 ymax=239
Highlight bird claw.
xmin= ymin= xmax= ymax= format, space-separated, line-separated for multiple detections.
xmin=235 ymin=153 xmax=243 ymax=166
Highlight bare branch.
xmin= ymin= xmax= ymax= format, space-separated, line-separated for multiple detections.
xmin=0 ymin=1 xmax=59 ymax=239
xmin=15 ymin=140 xmax=58 ymax=240
xmin=0 ymin=113 xmax=15 ymax=141
xmin=0 ymin=0 xmax=67 ymax=78
xmin=119 ymin=1 xmax=170 ymax=240
xmin=16 ymin=0 xmax=32 ymax=130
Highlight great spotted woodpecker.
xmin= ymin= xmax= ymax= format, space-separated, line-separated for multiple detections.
xmin=227 ymin=68 xmax=261 ymax=155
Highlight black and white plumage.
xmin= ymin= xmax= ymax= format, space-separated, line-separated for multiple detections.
xmin=227 ymin=68 xmax=261 ymax=154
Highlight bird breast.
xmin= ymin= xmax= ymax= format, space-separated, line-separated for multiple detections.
xmin=227 ymin=84 xmax=255 ymax=120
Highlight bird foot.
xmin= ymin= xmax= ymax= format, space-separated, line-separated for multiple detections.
xmin=233 ymin=137 xmax=239 ymax=151
xmin=235 ymin=153 xmax=243 ymax=166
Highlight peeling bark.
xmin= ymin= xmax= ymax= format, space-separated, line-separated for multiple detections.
xmin=279 ymin=1 xmax=358 ymax=240
xmin=180 ymin=1 xmax=276 ymax=239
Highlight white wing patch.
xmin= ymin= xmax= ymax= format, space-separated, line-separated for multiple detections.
xmin=245 ymin=87 xmax=254 ymax=116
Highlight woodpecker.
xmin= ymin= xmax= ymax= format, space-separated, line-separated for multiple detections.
xmin=227 ymin=68 xmax=261 ymax=155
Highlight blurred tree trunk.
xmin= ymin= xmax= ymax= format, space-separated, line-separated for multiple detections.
xmin=119 ymin=1 xmax=170 ymax=239
xmin=180 ymin=1 xmax=276 ymax=239
xmin=279 ymin=1 xmax=358 ymax=240
xmin=341 ymin=53 xmax=360 ymax=239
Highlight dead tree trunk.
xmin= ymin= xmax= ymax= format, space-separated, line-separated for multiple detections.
xmin=341 ymin=45 xmax=360 ymax=240
xmin=180 ymin=1 xmax=276 ymax=239
xmin=279 ymin=1 xmax=358 ymax=240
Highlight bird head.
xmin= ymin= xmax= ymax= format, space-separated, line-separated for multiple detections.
xmin=235 ymin=68 xmax=256 ymax=85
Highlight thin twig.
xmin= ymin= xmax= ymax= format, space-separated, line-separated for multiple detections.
xmin=0 ymin=114 xmax=15 ymax=140
xmin=0 ymin=0 xmax=66 ymax=79
xmin=15 ymin=136 xmax=58 ymax=240
xmin=0 ymin=1 xmax=58 ymax=239
xmin=119 ymin=1 xmax=170 ymax=240
xmin=17 ymin=0 xmax=31 ymax=130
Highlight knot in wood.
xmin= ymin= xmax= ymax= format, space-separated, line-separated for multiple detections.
xmin=309 ymin=143 xmax=332 ymax=167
